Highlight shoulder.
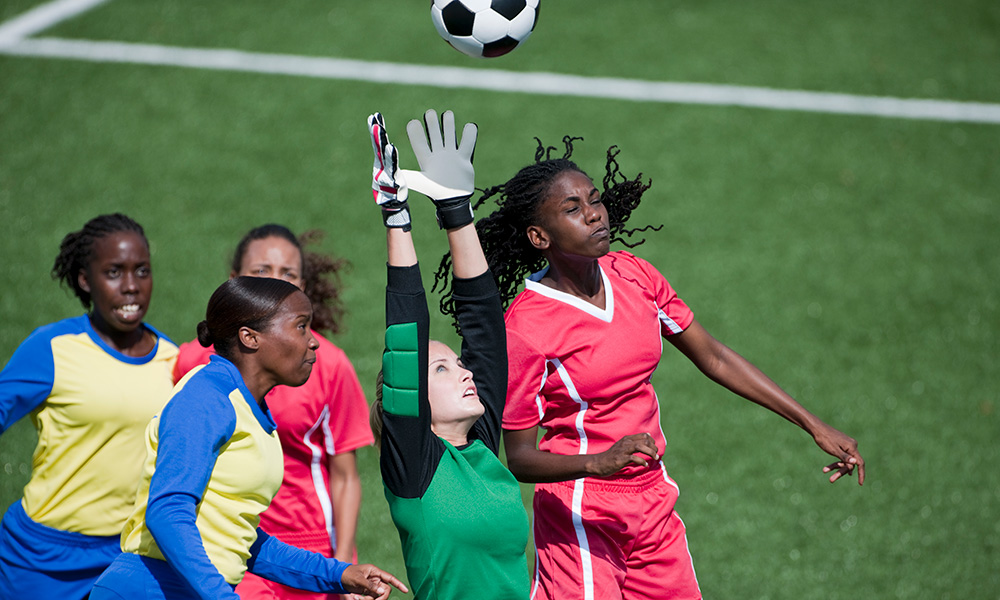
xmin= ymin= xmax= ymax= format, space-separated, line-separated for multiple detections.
xmin=24 ymin=315 xmax=89 ymax=344
xmin=8 ymin=315 xmax=88 ymax=361
xmin=167 ymin=362 xmax=239 ymax=423
xmin=603 ymin=250 xmax=659 ymax=277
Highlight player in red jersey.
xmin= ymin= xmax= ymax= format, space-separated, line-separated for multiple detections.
xmin=434 ymin=138 xmax=865 ymax=600
xmin=173 ymin=224 xmax=372 ymax=600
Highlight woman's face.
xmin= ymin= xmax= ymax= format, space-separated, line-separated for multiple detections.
xmin=236 ymin=236 xmax=305 ymax=291
xmin=529 ymin=170 xmax=610 ymax=260
xmin=427 ymin=340 xmax=485 ymax=428
xmin=256 ymin=291 xmax=318 ymax=387
xmin=79 ymin=231 xmax=152 ymax=336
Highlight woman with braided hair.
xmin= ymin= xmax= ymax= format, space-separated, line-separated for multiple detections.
xmin=0 ymin=213 xmax=179 ymax=599
xmin=438 ymin=138 xmax=865 ymax=599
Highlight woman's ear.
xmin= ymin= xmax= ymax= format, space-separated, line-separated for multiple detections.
xmin=526 ymin=225 xmax=549 ymax=251
xmin=238 ymin=326 xmax=260 ymax=351
xmin=77 ymin=268 xmax=91 ymax=294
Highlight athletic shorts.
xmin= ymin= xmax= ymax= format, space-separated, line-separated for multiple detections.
xmin=0 ymin=499 xmax=121 ymax=600
xmin=236 ymin=529 xmax=350 ymax=600
xmin=530 ymin=465 xmax=701 ymax=600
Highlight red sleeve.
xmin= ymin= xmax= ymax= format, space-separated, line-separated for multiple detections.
xmin=172 ymin=339 xmax=215 ymax=384
xmin=502 ymin=324 xmax=547 ymax=431
xmin=316 ymin=338 xmax=373 ymax=454
xmin=629 ymin=252 xmax=694 ymax=337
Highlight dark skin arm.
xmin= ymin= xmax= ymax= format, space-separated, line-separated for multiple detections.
xmin=666 ymin=319 xmax=864 ymax=485
xmin=504 ymin=319 xmax=863 ymax=485
xmin=503 ymin=428 xmax=660 ymax=483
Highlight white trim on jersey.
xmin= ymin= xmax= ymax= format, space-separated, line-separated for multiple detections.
xmin=551 ymin=358 xmax=596 ymax=600
xmin=534 ymin=361 xmax=550 ymax=422
xmin=525 ymin=266 xmax=615 ymax=323
xmin=301 ymin=405 xmax=336 ymax=544
xmin=657 ymin=306 xmax=684 ymax=334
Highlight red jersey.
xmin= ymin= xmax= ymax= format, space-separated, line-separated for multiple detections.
xmin=503 ymin=251 xmax=693 ymax=479
xmin=173 ymin=333 xmax=373 ymax=547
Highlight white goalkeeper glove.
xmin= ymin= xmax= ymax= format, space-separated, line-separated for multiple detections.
xmin=400 ymin=109 xmax=478 ymax=230
xmin=367 ymin=112 xmax=411 ymax=231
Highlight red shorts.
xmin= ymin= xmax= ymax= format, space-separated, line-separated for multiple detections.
xmin=530 ymin=465 xmax=701 ymax=600
xmin=236 ymin=530 xmax=352 ymax=600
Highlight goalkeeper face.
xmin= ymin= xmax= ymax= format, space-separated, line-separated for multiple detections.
xmin=427 ymin=340 xmax=485 ymax=437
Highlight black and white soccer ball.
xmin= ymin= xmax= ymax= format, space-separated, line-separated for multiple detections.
xmin=430 ymin=0 xmax=540 ymax=59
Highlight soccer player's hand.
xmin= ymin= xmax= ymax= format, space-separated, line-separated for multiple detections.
xmin=341 ymin=563 xmax=409 ymax=600
xmin=401 ymin=109 xmax=478 ymax=229
xmin=368 ymin=112 xmax=411 ymax=231
xmin=589 ymin=433 xmax=660 ymax=477
xmin=814 ymin=424 xmax=865 ymax=485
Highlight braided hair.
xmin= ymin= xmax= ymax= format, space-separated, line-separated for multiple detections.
xmin=232 ymin=224 xmax=349 ymax=336
xmin=433 ymin=137 xmax=659 ymax=326
xmin=51 ymin=213 xmax=147 ymax=309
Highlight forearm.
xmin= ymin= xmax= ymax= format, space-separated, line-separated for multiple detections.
xmin=506 ymin=447 xmax=602 ymax=483
xmin=446 ymin=222 xmax=488 ymax=279
xmin=328 ymin=454 xmax=361 ymax=562
xmin=247 ymin=528 xmax=348 ymax=593
xmin=387 ymin=228 xmax=417 ymax=267
xmin=708 ymin=346 xmax=823 ymax=435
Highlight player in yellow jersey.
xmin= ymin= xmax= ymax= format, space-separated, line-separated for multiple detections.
xmin=0 ymin=214 xmax=179 ymax=600
xmin=91 ymin=276 xmax=406 ymax=600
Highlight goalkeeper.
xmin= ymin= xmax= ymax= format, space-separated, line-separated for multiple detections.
xmin=367 ymin=109 xmax=530 ymax=600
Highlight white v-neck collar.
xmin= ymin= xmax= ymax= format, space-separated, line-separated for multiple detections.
xmin=525 ymin=264 xmax=615 ymax=323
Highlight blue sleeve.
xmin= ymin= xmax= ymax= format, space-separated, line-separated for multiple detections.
xmin=247 ymin=529 xmax=349 ymax=593
xmin=0 ymin=329 xmax=55 ymax=434
xmin=145 ymin=383 xmax=238 ymax=600
xmin=146 ymin=493 xmax=239 ymax=600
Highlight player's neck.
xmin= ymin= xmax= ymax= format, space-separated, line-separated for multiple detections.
xmin=541 ymin=257 xmax=605 ymax=308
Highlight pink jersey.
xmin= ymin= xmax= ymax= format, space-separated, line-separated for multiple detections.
xmin=503 ymin=251 xmax=693 ymax=479
xmin=173 ymin=333 xmax=373 ymax=547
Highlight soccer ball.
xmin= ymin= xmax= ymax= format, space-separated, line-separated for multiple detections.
xmin=430 ymin=0 xmax=540 ymax=59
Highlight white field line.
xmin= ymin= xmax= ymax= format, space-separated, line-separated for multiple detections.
xmin=0 ymin=0 xmax=109 ymax=46
xmin=3 ymin=36 xmax=1000 ymax=125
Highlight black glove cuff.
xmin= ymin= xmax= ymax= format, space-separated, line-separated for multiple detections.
xmin=434 ymin=196 xmax=474 ymax=230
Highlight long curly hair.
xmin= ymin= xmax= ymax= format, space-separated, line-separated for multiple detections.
xmin=433 ymin=137 xmax=660 ymax=326
xmin=232 ymin=224 xmax=349 ymax=336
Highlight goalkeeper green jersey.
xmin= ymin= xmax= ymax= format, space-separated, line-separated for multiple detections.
xmin=379 ymin=264 xmax=529 ymax=600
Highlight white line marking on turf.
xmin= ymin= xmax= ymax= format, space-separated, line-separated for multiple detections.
xmin=0 ymin=0 xmax=108 ymax=47
xmin=3 ymin=36 xmax=1000 ymax=125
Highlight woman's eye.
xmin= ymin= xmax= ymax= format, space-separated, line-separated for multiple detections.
xmin=436 ymin=365 xmax=447 ymax=373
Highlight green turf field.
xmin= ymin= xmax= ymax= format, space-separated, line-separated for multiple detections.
xmin=1 ymin=1 xmax=998 ymax=598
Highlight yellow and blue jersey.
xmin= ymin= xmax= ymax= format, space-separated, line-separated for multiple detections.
xmin=0 ymin=314 xmax=178 ymax=536
xmin=121 ymin=355 xmax=285 ymax=585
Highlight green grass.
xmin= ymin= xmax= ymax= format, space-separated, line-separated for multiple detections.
xmin=2 ymin=1 xmax=999 ymax=598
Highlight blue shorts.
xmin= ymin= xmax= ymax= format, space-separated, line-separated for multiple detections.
xmin=0 ymin=499 xmax=121 ymax=600
xmin=91 ymin=553 xmax=212 ymax=600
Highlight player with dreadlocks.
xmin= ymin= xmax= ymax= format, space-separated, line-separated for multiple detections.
xmin=438 ymin=138 xmax=866 ymax=600
xmin=0 ymin=213 xmax=179 ymax=600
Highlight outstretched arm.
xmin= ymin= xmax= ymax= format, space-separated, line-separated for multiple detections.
xmin=668 ymin=319 xmax=865 ymax=485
